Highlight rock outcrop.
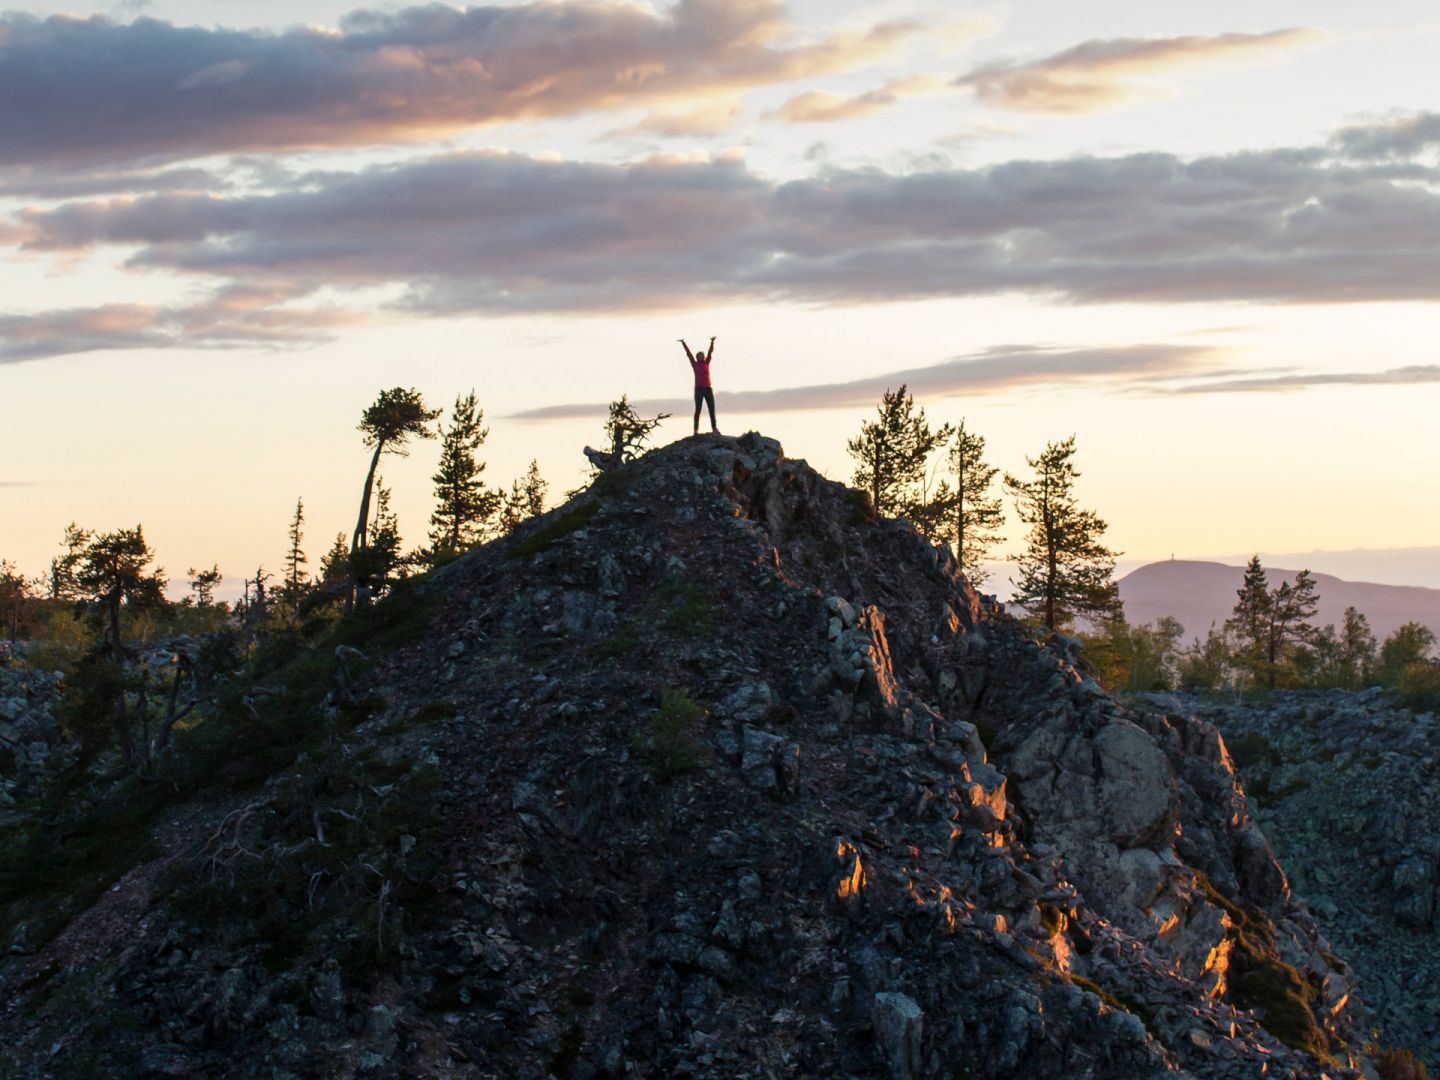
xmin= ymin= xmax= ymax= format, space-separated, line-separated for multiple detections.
xmin=0 ymin=657 xmax=66 ymax=822
xmin=1149 ymin=688 xmax=1440 ymax=1066
xmin=0 ymin=435 xmax=1379 ymax=1079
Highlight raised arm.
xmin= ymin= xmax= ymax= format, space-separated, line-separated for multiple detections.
xmin=708 ymin=335 xmax=716 ymax=363
xmin=678 ymin=338 xmax=696 ymax=365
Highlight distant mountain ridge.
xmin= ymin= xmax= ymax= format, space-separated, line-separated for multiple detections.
xmin=1118 ymin=559 xmax=1440 ymax=641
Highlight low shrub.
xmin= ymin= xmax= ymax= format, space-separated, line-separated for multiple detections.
xmin=635 ymin=688 xmax=702 ymax=782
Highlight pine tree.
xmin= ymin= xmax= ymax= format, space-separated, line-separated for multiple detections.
xmin=49 ymin=522 xmax=92 ymax=601
xmin=283 ymin=497 xmax=308 ymax=611
xmin=1003 ymin=436 xmax=1121 ymax=631
xmin=846 ymin=385 xmax=953 ymax=519
xmin=929 ymin=420 xmax=1004 ymax=586
xmin=349 ymin=387 xmax=437 ymax=610
xmin=76 ymin=526 xmax=168 ymax=657
xmin=429 ymin=390 xmax=499 ymax=555
xmin=1225 ymin=557 xmax=1319 ymax=688
xmin=187 ymin=565 xmax=222 ymax=608
xmin=351 ymin=387 xmax=439 ymax=557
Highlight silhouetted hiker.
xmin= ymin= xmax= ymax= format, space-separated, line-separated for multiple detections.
xmin=680 ymin=336 xmax=718 ymax=436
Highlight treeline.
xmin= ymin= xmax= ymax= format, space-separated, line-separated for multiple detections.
xmin=0 ymin=384 xmax=572 ymax=770
xmin=1 ymin=386 xmax=554 ymax=641
xmin=1078 ymin=557 xmax=1439 ymax=706
xmin=838 ymin=385 xmax=1437 ymax=706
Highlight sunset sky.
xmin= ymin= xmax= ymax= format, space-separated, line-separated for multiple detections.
xmin=3 ymin=0 xmax=1439 ymax=598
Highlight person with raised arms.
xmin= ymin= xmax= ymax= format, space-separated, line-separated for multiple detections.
xmin=679 ymin=335 xmax=719 ymax=436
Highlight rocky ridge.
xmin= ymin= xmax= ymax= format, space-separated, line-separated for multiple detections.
xmin=0 ymin=434 xmax=1379 ymax=1078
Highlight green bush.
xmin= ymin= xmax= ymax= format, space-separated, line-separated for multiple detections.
xmin=655 ymin=581 xmax=716 ymax=637
xmin=635 ymin=688 xmax=702 ymax=782
xmin=1397 ymin=664 xmax=1440 ymax=713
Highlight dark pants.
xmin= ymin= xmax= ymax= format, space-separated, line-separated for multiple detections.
xmin=693 ymin=385 xmax=716 ymax=430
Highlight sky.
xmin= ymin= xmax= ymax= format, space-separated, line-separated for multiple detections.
xmin=3 ymin=0 xmax=1440 ymax=600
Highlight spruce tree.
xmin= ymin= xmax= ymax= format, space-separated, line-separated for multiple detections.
xmin=319 ymin=533 xmax=350 ymax=588
xmin=429 ymin=390 xmax=499 ymax=555
xmin=927 ymin=420 xmax=1004 ymax=585
xmin=500 ymin=460 xmax=548 ymax=533
xmin=1226 ymin=556 xmax=1272 ymax=682
xmin=1003 ymin=436 xmax=1120 ymax=630
xmin=283 ymin=497 xmax=308 ymax=610
xmin=352 ymin=480 xmax=403 ymax=600
xmin=847 ymin=385 xmax=953 ymax=519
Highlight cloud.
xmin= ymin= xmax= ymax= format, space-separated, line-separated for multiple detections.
xmin=10 ymin=120 xmax=1440 ymax=357
xmin=1171 ymin=364 xmax=1440 ymax=394
xmin=0 ymin=166 xmax=224 ymax=199
xmin=956 ymin=28 xmax=1323 ymax=114
xmin=509 ymin=343 xmax=1219 ymax=418
xmin=0 ymin=286 xmax=360 ymax=364
xmin=611 ymin=99 xmax=746 ymax=138
xmin=1333 ymin=112 xmax=1440 ymax=160
xmin=0 ymin=2 xmax=924 ymax=168
xmin=773 ymin=73 xmax=946 ymax=123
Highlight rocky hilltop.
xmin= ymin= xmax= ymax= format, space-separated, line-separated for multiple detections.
xmin=0 ymin=434 xmax=1382 ymax=1078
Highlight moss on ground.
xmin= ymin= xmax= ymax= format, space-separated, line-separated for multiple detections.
xmin=511 ymin=503 xmax=600 ymax=558
xmin=1193 ymin=872 xmax=1330 ymax=1059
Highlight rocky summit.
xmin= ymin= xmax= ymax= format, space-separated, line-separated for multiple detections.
xmin=0 ymin=434 xmax=1385 ymax=1078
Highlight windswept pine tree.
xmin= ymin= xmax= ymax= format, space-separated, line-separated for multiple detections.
xmin=847 ymin=385 xmax=953 ymax=520
xmin=350 ymin=387 xmax=438 ymax=608
xmin=1004 ymin=436 xmax=1121 ymax=631
xmin=351 ymin=387 xmax=439 ymax=558
xmin=429 ymin=390 xmax=499 ymax=556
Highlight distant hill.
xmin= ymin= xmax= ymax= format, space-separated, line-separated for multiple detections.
xmin=1118 ymin=559 xmax=1440 ymax=642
